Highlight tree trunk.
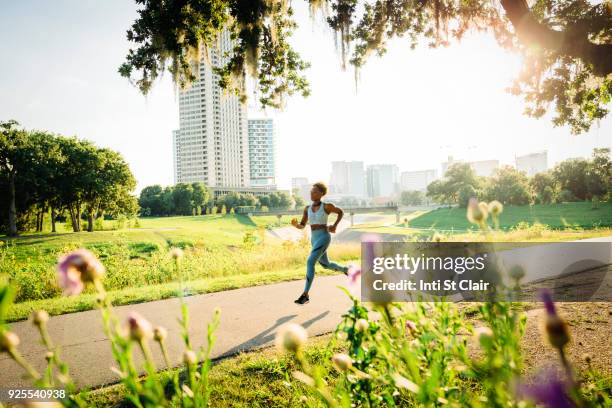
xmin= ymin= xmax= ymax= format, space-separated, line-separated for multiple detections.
xmin=7 ymin=171 xmax=18 ymax=236
xmin=51 ymin=207 xmax=56 ymax=233
xmin=69 ymin=205 xmax=79 ymax=232
xmin=87 ymin=209 xmax=94 ymax=232
xmin=75 ymin=202 xmax=82 ymax=232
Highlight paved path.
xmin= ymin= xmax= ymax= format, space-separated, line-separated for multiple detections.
xmin=267 ymin=213 xmax=395 ymax=242
xmin=1 ymin=275 xmax=355 ymax=389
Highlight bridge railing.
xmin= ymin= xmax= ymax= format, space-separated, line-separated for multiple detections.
xmin=241 ymin=205 xmax=399 ymax=217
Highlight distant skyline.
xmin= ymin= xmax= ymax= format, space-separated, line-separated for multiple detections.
xmin=1 ymin=0 xmax=610 ymax=194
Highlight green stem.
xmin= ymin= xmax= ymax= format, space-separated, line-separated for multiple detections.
xmin=9 ymin=348 xmax=40 ymax=380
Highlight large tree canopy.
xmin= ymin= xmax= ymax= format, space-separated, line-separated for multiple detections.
xmin=120 ymin=0 xmax=611 ymax=134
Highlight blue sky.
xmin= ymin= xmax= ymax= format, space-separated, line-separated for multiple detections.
xmin=1 ymin=0 xmax=610 ymax=192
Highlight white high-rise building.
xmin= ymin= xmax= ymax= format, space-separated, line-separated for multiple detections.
xmin=469 ymin=160 xmax=499 ymax=177
xmin=329 ymin=161 xmax=366 ymax=198
xmin=248 ymin=118 xmax=275 ymax=187
xmin=400 ymin=169 xmax=438 ymax=192
xmin=173 ymin=30 xmax=249 ymax=187
xmin=367 ymin=164 xmax=399 ymax=198
xmin=516 ymin=151 xmax=548 ymax=176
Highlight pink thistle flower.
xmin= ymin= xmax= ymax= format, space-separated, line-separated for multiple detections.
xmin=126 ymin=311 xmax=153 ymax=341
xmin=56 ymin=249 xmax=105 ymax=295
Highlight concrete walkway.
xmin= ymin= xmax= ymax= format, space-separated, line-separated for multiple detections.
xmin=0 ymin=275 xmax=355 ymax=389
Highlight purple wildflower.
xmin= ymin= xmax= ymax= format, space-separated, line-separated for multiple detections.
xmin=518 ymin=370 xmax=577 ymax=408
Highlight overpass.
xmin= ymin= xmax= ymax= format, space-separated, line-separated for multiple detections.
xmin=243 ymin=205 xmax=400 ymax=226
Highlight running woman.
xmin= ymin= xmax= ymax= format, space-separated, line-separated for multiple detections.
xmin=291 ymin=182 xmax=349 ymax=304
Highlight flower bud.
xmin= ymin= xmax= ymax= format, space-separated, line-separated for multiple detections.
xmin=183 ymin=350 xmax=197 ymax=365
xmin=275 ymin=323 xmax=307 ymax=352
xmin=405 ymin=320 xmax=417 ymax=334
xmin=355 ymin=319 xmax=369 ymax=333
xmin=467 ymin=198 xmax=488 ymax=225
xmin=169 ymin=247 xmax=184 ymax=259
xmin=473 ymin=326 xmax=493 ymax=345
xmin=32 ymin=310 xmax=49 ymax=327
xmin=332 ymin=353 xmax=352 ymax=372
xmin=126 ymin=312 xmax=153 ymax=342
xmin=545 ymin=315 xmax=570 ymax=349
xmin=45 ymin=351 xmax=54 ymax=362
xmin=153 ymin=326 xmax=167 ymax=342
xmin=488 ymin=200 xmax=503 ymax=216
xmin=0 ymin=331 xmax=20 ymax=351
xmin=508 ymin=265 xmax=526 ymax=281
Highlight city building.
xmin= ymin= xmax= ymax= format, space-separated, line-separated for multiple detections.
xmin=469 ymin=160 xmax=499 ymax=177
xmin=173 ymin=30 xmax=249 ymax=187
xmin=366 ymin=164 xmax=399 ymax=198
xmin=291 ymin=177 xmax=311 ymax=202
xmin=248 ymin=118 xmax=276 ymax=187
xmin=172 ymin=129 xmax=180 ymax=184
xmin=400 ymin=169 xmax=438 ymax=192
xmin=441 ymin=156 xmax=499 ymax=178
xmin=516 ymin=151 xmax=548 ymax=176
xmin=329 ymin=161 xmax=366 ymax=198
xmin=441 ymin=156 xmax=464 ymax=176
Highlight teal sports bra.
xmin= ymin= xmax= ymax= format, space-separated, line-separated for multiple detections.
xmin=307 ymin=201 xmax=329 ymax=225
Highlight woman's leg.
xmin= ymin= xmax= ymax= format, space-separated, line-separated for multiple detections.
xmin=304 ymin=231 xmax=331 ymax=293
xmin=318 ymin=250 xmax=349 ymax=274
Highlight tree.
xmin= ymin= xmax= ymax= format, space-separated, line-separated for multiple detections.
xmin=1 ymin=125 xmax=138 ymax=234
xmin=172 ymin=183 xmax=194 ymax=215
xmin=530 ymin=171 xmax=557 ymax=203
xmin=400 ymin=190 xmax=425 ymax=206
xmin=485 ymin=166 xmax=531 ymax=205
xmin=83 ymin=148 xmax=137 ymax=232
xmin=426 ymin=163 xmax=480 ymax=205
xmin=0 ymin=121 xmax=31 ymax=236
xmin=552 ymin=158 xmax=590 ymax=200
xmin=586 ymin=148 xmax=612 ymax=199
xmin=191 ymin=182 xmax=211 ymax=214
xmin=120 ymin=1 xmax=612 ymax=134
xmin=139 ymin=185 xmax=165 ymax=216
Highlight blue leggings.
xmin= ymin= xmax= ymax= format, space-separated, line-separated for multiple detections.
xmin=304 ymin=229 xmax=348 ymax=292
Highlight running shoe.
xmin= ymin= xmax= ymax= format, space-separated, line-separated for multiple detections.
xmin=294 ymin=293 xmax=310 ymax=304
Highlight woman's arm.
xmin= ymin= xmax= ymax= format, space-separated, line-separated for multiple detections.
xmin=324 ymin=203 xmax=343 ymax=233
xmin=291 ymin=206 xmax=308 ymax=229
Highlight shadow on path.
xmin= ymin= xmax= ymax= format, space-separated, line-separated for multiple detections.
xmin=220 ymin=311 xmax=330 ymax=357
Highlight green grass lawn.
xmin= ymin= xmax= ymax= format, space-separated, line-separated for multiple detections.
xmin=404 ymin=202 xmax=612 ymax=231
xmin=0 ymin=214 xmax=359 ymax=315
xmin=4 ymin=263 xmax=354 ymax=322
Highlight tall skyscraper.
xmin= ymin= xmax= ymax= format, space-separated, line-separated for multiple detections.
xmin=516 ymin=151 xmax=548 ymax=176
xmin=248 ymin=118 xmax=276 ymax=187
xmin=367 ymin=164 xmax=399 ymax=198
xmin=173 ymin=30 xmax=249 ymax=187
xmin=400 ymin=169 xmax=438 ymax=192
xmin=329 ymin=161 xmax=366 ymax=197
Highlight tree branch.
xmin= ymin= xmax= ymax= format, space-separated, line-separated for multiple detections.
xmin=499 ymin=0 xmax=612 ymax=76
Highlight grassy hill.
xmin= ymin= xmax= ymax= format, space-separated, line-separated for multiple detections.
xmin=406 ymin=202 xmax=612 ymax=231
